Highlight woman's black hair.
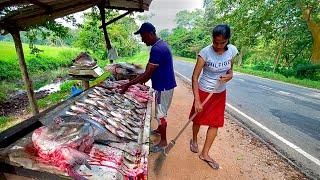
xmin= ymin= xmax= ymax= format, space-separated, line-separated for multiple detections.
xmin=212 ymin=24 xmax=231 ymax=50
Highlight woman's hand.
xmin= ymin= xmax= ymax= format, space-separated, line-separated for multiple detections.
xmin=219 ymin=73 xmax=233 ymax=83
xmin=194 ymin=100 xmax=203 ymax=113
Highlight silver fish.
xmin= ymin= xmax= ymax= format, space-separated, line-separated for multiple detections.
xmin=110 ymin=111 xmax=124 ymax=119
xmin=70 ymin=105 xmax=87 ymax=114
xmin=84 ymin=98 xmax=97 ymax=106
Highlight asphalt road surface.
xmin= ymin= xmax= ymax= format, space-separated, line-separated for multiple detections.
xmin=173 ymin=59 xmax=320 ymax=179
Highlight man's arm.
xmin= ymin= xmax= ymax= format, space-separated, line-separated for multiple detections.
xmin=118 ymin=63 xmax=158 ymax=93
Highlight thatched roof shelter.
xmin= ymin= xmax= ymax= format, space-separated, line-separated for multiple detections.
xmin=0 ymin=0 xmax=153 ymax=115
xmin=0 ymin=0 xmax=152 ymax=34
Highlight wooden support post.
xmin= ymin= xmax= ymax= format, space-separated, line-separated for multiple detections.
xmin=98 ymin=11 xmax=132 ymax=28
xmin=11 ymin=31 xmax=39 ymax=115
xmin=98 ymin=3 xmax=113 ymax=64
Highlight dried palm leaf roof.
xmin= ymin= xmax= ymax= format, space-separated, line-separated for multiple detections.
xmin=0 ymin=0 xmax=152 ymax=34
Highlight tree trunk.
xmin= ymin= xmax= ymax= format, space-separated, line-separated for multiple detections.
xmin=274 ymin=45 xmax=283 ymax=73
xmin=302 ymin=7 xmax=320 ymax=64
xmin=237 ymin=47 xmax=246 ymax=67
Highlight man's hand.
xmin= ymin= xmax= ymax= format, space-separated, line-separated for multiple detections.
xmin=118 ymin=84 xmax=130 ymax=94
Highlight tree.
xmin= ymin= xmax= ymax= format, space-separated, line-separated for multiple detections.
xmin=159 ymin=29 xmax=170 ymax=41
xmin=175 ymin=9 xmax=204 ymax=30
xmin=205 ymin=0 xmax=316 ymax=68
xmin=301 ymin=1 xmax=320 ymax=64
xmin=75 ymin=7 xmax=141 ymax=59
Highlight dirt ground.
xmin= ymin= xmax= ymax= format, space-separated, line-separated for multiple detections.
xmin=0 ymin=90 xmax=49 ymax=116
xmin=148 ymin=77 xmax=307 ymax=180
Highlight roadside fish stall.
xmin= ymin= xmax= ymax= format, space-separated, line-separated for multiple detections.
xmin=0 ymin=79 xmax=153 ymax=180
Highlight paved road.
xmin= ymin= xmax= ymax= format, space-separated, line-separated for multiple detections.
xmin=173 ymin=59 xmax=320 ymax=179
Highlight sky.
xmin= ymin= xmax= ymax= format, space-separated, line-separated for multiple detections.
xmin=141 ymin=0 xmax=203 ymax=31
xmin=59 ymin=0 xmax=203 ymax=31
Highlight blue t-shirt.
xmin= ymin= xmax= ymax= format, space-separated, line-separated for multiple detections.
xmin=149 ymin=39 xmax=177 ymax=91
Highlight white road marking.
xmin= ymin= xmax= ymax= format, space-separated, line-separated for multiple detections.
xmin=175 ymin=71 xmax=191 ymax=83
xmin=174 ymin=70 xmax=320 ymax=167
xmin=277 ymin=90 xmax=291 ymax=96
xmin=227 ymin=103 xmax=320 ymax=167
xmin=238 ymin=78 xmax=245 ymax=82
xmin=258 ymin=85 xmax=273 ymax=90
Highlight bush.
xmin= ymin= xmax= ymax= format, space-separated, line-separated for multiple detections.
xmin=252 ymin=61 xmax=274 ymax=72
xmin=0 ymin=60 xmax=21 ymax=81
xmin=275 ymin=67 xmax=295 ymax=78
xmin=296 ymin=64 xmax=320 ymax=80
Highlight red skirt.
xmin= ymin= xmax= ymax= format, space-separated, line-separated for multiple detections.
xmin=189 ymin=89 xmax=226 ymax=128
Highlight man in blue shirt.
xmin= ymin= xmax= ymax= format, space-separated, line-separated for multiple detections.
xmin=119 ymin=22 xmax=176 ymax=153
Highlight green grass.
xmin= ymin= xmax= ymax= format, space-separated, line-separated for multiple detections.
xmin=115 ymin=51 xmax=149 ymax=66
xmin=37 ymin=92 xmax=69 ymax=109
xmin=174 ymin=55 xmax=320 ymax=90
xmin=173 ymin=55 xmax=196 ymax=63
xmin=0 ymin=41 xmax=81 ymax=101
xmin=0 ymin=41 xmax=80 ymax=81
xmin=0 ymin=116 xmax=15 ymax=132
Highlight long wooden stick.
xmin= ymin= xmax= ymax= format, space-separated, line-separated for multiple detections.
xmin=11 ymin=30 xmax=39 ymax=115
xmin=164 ymin=89 xmax=216 ymax=155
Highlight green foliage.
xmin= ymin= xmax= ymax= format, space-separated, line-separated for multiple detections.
xmin=175 ymin=10 xmax=204 ymax=29
xmin=167 ymin=27 xmax=209 ymax=59
xmin=60 ymin=80 xmax=80 ymax=93
xmin=37 ymin=92 xmax=69 ymax=109
xmin=296 ymin=64 xmax=320 ymax=80
xmin=0 ymin=41 xmax=79 ymax=82
xmin=167 ymin=0 xmax=319 ymax=86
xmin=159 ymin=29 xmax=170 ymax=41
xmin=0 ymin=92 xmax=6 ymax=103
xmin=74 ymin=8 xmax=141 ymax=60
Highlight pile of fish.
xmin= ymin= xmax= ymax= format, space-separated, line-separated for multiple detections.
xmin=73 ymin=52 xmax=97 ymax=68
xmin=66 ymin=80 xmax=151 ymax=141
xmin=32 ymin=115 xmax=95 ymax=178
xmin=31 ymin=80 xmax=152 ymax=179
xmin=105 ymin=62 xmax=144 ymax=78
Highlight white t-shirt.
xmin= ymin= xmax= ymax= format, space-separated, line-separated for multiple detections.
xmin=198 ymin=44 xmax=238 ymax=93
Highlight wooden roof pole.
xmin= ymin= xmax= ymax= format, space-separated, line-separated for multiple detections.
xmin=11 ymin=30 xmax=39 ymax=115
xmin=98 ymin=3 xmax=113 ymax=64
xmin=98 ymin=10 xmax=132 ymax=28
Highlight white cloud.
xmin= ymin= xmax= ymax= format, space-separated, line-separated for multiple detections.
xmin=58 ymin=0 xmax=203 ymax=30
xmin=138 ymin=0 xmax=203 ymax=31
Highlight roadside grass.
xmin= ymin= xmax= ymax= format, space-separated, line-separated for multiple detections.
xmin=0 ymin=41 xmax=81 ymax=101
xmin=0 ymin=116 xmax=15 ymax=132
xmin=174 ymin=55 xmax=320 ymax=90
xmin=173 ymin=55 xmax=196 ymax=63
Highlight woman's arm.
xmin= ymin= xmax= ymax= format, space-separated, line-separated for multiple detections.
xmin=192 ymin=55 xmax=205 ymax=112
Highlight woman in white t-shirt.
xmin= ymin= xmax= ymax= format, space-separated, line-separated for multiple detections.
xmin=189 ymin=24 xmax=238 ymax=169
